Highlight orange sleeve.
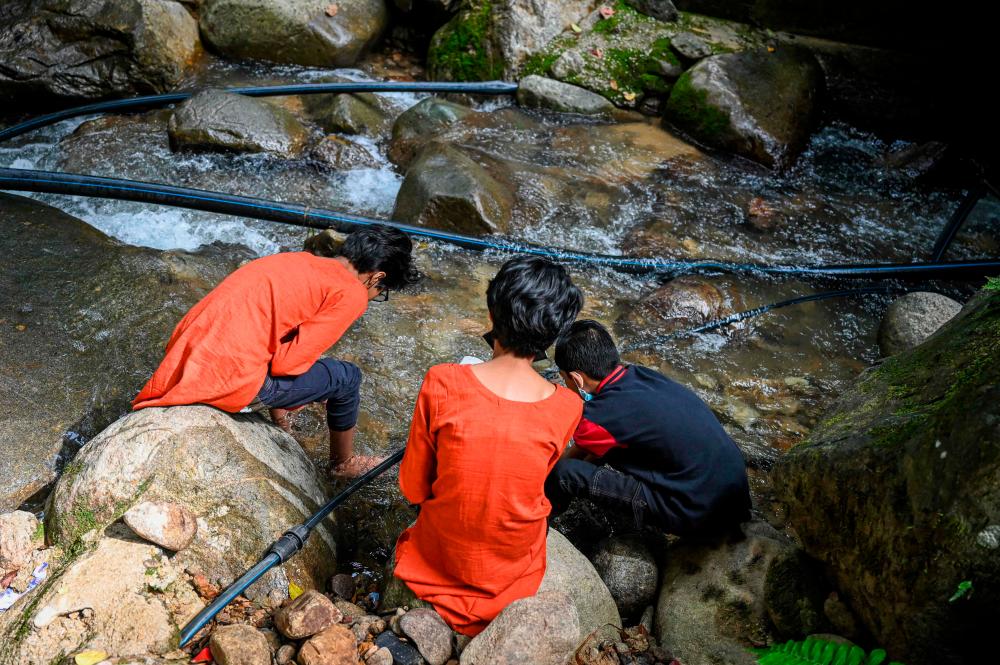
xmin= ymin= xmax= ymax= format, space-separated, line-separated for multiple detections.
xmin=399 ymin=370 xmax=440 ymax=505
xmin=269 ymin=289 xmax=367 ymax=377
xmin=549 ymin=405 xmax=583 ymax=471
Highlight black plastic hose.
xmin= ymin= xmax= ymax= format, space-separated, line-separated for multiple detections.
xmin=930 ymin=186 xmax=986 ymax=262
xmin=3 ymin=167 xmax=1000 ymax=281
xmin=178 ymin=448 xmax=405 ymax=648
xmin=0 ymin=81 xmax=519 ymax=143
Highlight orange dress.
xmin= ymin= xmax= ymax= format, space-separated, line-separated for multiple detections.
xmin=393 ymin=363 xmax=583 ymax=636
xmin=133 ymin=252 xmax=367 ymax=412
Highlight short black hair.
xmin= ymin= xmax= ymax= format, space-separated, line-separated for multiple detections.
xmin=554 ymin=319 xmax=620 ymax=380
xmin=337 ymin=225 xmax=421 ymax=290
xmin=486 ymin=256 xmax=583 ymax=359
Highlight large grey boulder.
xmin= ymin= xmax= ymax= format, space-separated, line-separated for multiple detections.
xmin=200 ymin=0 xmax=388 ymax=67
xmin=428 ymin=0 xmax=597 ymax=80
xmin=538 ymin=528 xmax=621 ymax=642
xmin=388 ymin=97 xmax=477 ymax=167
xmin=877 ymin=291 xmax=962 ymax=357
xmin=664 ymin=47 xmax=823 ymax=168
xmin=169 ymin=90 xmax=311 ymax=157
xmin=392 ymin=143 xmax=514 ymax=236
xmin=516 ymin=75 xmax=615 ymax=116
xmin=0 ymin=194 xmax=246 ymax=512
xmin=655 ymin=523 xmax=791 ymax=665
xmin=47 ymin=406 xmax=337 ymax=598
xmin=459 ymin=592 xmax=579 ymax=665
xmin=0 ymin=0 xmax=199 ymax=106
xmin=772 ymin=289 xmax=1000 ymax=665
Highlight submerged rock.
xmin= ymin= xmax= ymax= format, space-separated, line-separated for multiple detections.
xmin=0 ymin=0 xmax=199 ymax=106
xmin=304 ymin=92 xmax=396 ymax=138
xmin=168 ymin=90 xmax=311 ymax=157
xmin=310 ymin=135 xmax=380 ymax=170
xmin=877 ymin=291 xmax=962 ymax=357
xmin=0 ymin=194 xmax=246 ymax=512
xmin=47 ymin=406 xmax=337 ymax=599
xmin=655 ymin=522 xmax=791 ymax=665
xmin=664 ymin=47 xmax=823 ymax=168
xmin=772 ymin=289 xmax=1000 ymax=665
xmin=200 ymin=0 xmax=388 ymax=67
xmin=459 ymin=591 xmax=579 ymax=665
xmin=516 ymin=75 xmax=615 ymax=116
xmin=428 ymin=0 xmax=596 ymax=80
xmin=616 ymin=276 xmax=737 ymax=335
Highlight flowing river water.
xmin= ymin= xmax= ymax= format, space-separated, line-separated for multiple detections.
xmin=2 ymin=56 xmax=997 ymax=581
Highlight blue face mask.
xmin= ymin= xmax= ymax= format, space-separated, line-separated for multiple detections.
xmin=578 ymin=388 xmax=593 ymax=402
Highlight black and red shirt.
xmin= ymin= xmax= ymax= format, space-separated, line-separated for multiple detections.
xmin=574 ymin=364 xmax=750 ymax=532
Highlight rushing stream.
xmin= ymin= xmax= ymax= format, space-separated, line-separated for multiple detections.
xmin=2 ymin=56 xmax=996 ymax=577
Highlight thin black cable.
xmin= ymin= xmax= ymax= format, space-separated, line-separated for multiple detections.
xmin=930 ymin=186 xmax=985 ymax=262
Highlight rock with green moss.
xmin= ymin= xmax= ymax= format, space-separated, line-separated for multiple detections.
xmin=47 ymin=405 xmax=338 ymax=600
xmin=663 ymin=47 xmax=823 ymax=168
xmin=654 ymin=522 xmax=792 ymax=665
xmin=524 ymin=5 xmax=763 ymax=107
xmin=0 ymin=194 xmax=249 ymax=512
xmin=169 ymin=90 xmax=311 ymax=157
xmin=200 ymin=0 xmax=387 ymax=67
xmin=771 ymin=289 xmax=1000 ymax=665
xmin=427 ymin=0 xmax=597 ymax=81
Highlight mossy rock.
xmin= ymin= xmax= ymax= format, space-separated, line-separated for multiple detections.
xmin=663 ymin=46 xmax=823 ymax=168
xmin=772 ymin=289 xmax=1000 ymax=665
xmin=427 ymin=0 xmax=596 ymax=81
xmin=524 ymin=5 xmax=765 ymax=108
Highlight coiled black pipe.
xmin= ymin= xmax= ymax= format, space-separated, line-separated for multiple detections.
xmin=3 ymin=167 xmax=1000 ymax=281
xmin=0 ymin=81 xmax=519 ymax=143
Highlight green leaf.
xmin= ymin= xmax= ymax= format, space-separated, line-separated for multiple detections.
xmin=948 ymin=579 xmax=973 ymax=602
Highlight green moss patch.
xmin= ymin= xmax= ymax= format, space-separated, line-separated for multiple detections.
xmin=428 ymin=1 xmax=503 ymax=81
xmin=664 ymin=71 xmax=731 ymax=139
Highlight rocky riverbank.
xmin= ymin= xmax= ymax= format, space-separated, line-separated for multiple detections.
xmin=1 ymin=1 xmax=996 ymax=664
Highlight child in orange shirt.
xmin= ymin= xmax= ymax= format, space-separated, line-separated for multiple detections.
xmin=391 ymin=256 xmax=585 ymax=636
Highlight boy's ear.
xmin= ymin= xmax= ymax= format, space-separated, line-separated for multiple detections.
xmin=568 ymin=371 xmax=586 ymax=390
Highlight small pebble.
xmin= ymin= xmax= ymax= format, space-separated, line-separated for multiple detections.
xmin=275 ymin=644 xmax=296 ymax=665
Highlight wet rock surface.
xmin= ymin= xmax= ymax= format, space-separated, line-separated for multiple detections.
xmin=0 ymin=0 xmax=199 ymax=106
xmin=0 ymin=194 xmax=247 ymax=511
xmin=877 ymin=291 xmax=962 ymax=357
xmin=664 ymin=47 xmax=823 ymax=168
xmin=388 ymin=97 xmax=477 ymax=167
xmin=200 ymin=0 xmax=388 ymax=67
xmin=169 ymin=90 xmax=311 ymax=157
xmin=772 ymin=289 xmax=1000 ymax=665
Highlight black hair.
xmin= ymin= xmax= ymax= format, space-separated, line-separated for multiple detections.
xmin=337 ymin=225 xmax=421 ymax=290
xmin=486 ymin=256 xmax=583 ymax=359
xmin=554 ymin=319 xmax=620 ymax=380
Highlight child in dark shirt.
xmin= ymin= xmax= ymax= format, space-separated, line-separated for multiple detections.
xmin=545 ymin=320 xmax=751 ymax=535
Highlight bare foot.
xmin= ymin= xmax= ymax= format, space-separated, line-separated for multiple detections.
xmin=269 ymin=408 xmax=294 ymax=433
xmin=329 ymin=455 xmax=381 ymax=479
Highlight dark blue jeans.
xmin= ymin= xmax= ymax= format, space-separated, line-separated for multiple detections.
xmin=257 ymin=358 xmax=361 ymax=431
xmin=545 ymin=458 xmax=677 ymax=532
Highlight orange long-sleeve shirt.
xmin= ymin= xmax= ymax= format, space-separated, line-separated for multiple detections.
xmin=133 ymin=252 xmax=368 ymax=412
xmin=393 ymin=364 xmax=583 ymax=635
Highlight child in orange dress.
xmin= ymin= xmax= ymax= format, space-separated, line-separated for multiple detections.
xmin=391 ymin=256 xmax=584 ymax=636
